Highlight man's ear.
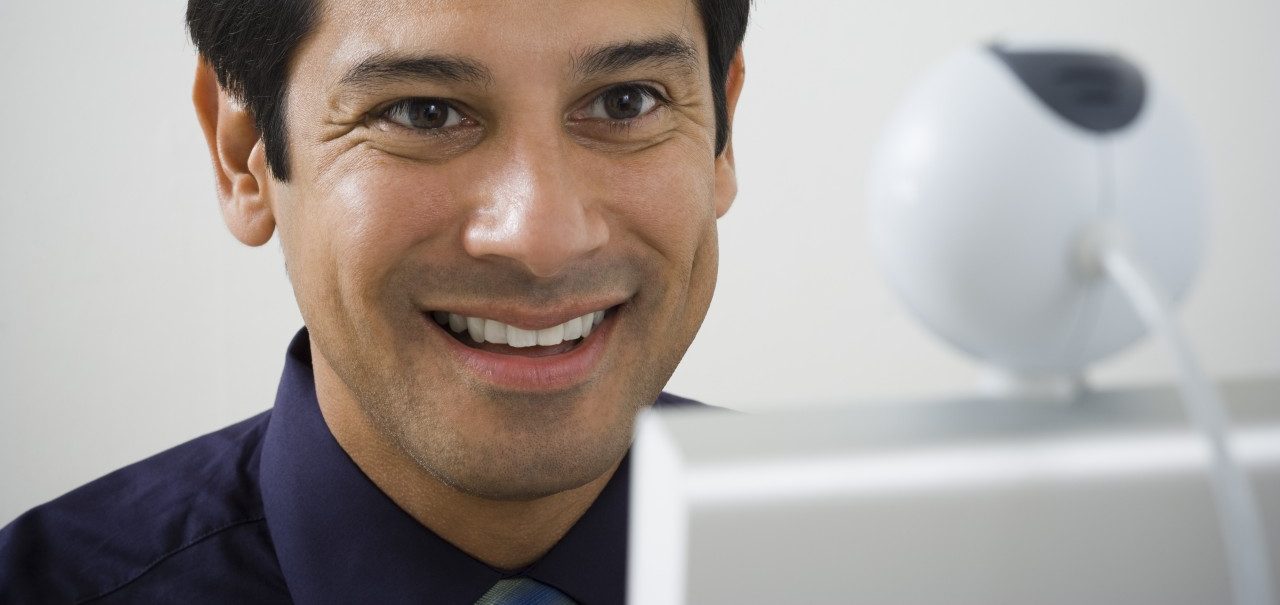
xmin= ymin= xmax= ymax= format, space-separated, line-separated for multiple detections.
xmin=192 ymin=60 xmax=277 ymax=247
xmin=713 ymin=49 xmax=745 ymax=219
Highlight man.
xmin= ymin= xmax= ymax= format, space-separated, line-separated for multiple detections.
xmin=0 ymin=0 xmax=747 ymax=602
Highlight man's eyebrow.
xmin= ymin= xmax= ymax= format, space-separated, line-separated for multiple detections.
xmin=573 ymin=34 xmax=700 ymax=80
xmin=337 ymin=52 xmax=492 ymax=89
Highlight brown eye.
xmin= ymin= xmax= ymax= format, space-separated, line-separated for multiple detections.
xmin=384 ymin=99 xmax=463 ymax=130
xmin=602 ymin=85 xmax=647 ymax=119
xmin=585 ymin=84 xmax=661 ymax=121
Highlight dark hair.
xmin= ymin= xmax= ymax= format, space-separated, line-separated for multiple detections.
xmin=187 ymin=0 xmax=750 ymax=181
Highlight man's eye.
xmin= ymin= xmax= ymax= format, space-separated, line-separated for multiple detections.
xmin=382 ymin=99 xmax=465 ymax=130
xmin=584 ymin=84 xmax=663 ymax=121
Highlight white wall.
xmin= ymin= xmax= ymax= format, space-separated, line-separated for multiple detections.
xmin=2 ymin=0 xmax=1277 ymax=524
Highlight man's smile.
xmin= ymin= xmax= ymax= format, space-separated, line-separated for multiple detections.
xmin=430 ymin=307 xmax=608 ymax=352
xmin=422 ymin=303 xmax=624 ymax=391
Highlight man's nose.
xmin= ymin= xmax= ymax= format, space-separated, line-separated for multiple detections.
xmin=462 ymin=134 xmax=609 ymax=278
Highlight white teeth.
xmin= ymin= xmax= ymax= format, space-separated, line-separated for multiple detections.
xmin=484 ymin=320 xmax=508 ymax=344
xmin=507 ymin=325 xmax=537 ymax=348
xmin=563 ymin=316 xmax=583 ymax=340
xmin=436 ymin=308 xmax=609 ymax=347
xmin=467 ymin=317 xmax=485 ymax=343
xmin=537 ymin=323 xmax=565 ymax=346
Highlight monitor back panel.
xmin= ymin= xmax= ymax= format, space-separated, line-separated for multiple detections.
xmin=628 ymin=377 xmax=1280 ymax=604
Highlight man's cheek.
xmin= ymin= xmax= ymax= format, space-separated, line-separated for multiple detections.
xmin=320 ymin=171 xmax=452 ymax=290
xmin=333 ymin=169 xmax=452 ymax=241
xmin=596 ymin=157 xmax=715 ymax=248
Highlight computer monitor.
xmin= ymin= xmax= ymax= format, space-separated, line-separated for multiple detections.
xmin=628 ymin=376 xmax=1280 ymax=604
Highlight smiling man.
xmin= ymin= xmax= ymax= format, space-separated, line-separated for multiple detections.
xmin=0 ymin=0 xmax=747 ymax=603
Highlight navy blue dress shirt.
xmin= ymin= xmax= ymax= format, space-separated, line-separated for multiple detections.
xmin=0 ymin=328 xmax=704 ymax=604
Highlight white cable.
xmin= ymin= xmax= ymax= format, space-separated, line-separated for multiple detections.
xmin=1097 ymin=236 xmax=1275 ymax=605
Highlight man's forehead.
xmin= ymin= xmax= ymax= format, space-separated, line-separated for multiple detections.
xmin=306 ymin=0 xmax=707 ymax=80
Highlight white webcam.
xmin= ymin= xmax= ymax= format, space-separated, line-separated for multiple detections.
xmin=868 ymin=40 xmax=1204 ymax=397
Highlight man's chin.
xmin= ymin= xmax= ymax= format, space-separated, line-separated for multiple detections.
xmin=415 ymin=438 xmax=628 ymax=502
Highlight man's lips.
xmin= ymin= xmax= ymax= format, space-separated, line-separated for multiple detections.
xmin=428 ymin=306 xmax=611 ymax=354
xmin=421 ymin=305 xmax=621 ymax=391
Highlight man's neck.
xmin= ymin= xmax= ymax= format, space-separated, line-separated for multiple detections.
xmin=311 ymin=355 xmax=618 ymax=571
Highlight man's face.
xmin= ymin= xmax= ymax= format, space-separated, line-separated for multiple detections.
xmin=266 ymin=0 xmax=736 ymax=500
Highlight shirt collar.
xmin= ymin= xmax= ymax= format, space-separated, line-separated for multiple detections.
xmin=259 ymin=328 xmax=633 ymax=604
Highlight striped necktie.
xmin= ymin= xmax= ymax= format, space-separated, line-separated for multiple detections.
xmin=474 ymin=577 xmax=578 ymax=605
